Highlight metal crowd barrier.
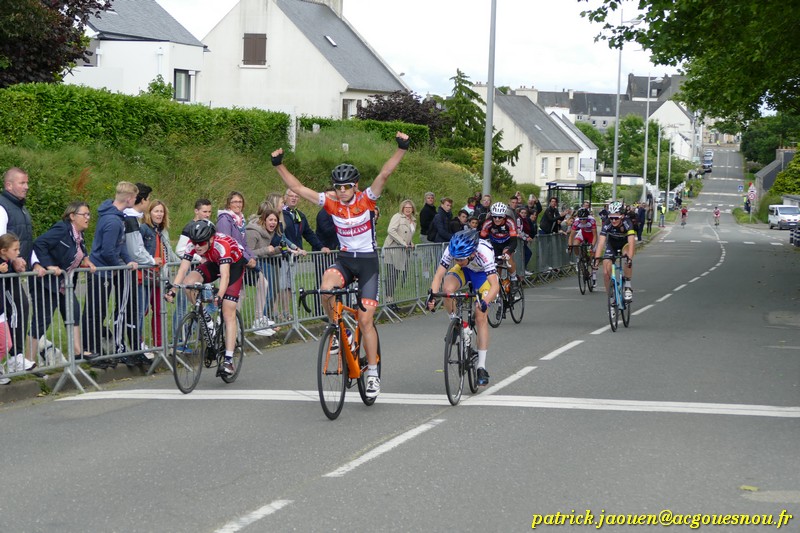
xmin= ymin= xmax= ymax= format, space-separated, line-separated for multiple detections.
xmin=1 ymin=235 xmax=576 ymax=394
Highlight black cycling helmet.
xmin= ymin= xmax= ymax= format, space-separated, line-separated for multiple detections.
xmin=331 ymin=164 xmax=360 ymax=184
xmin=577 ymin=208 xmax=590 ymax=218
xmin=186 ymin=219 xmax=216 ymax=244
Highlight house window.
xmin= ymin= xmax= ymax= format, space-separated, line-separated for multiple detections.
xmin=555 ymin=157 xmax=562 ymax=180
xmin=174 ymin=70 xmax=190 ymax=101
xmin=568 ymin=157 xmax=575 ymax=176
xmin=541 ymin=157 xmax=548 ymax=177
xmin=591 ymin=119 xmax=596 ymax=125
xmin=243 ymin=33 xmax=267 ymax=65
xmin=602 ymin=120 xmax=607 ymax=127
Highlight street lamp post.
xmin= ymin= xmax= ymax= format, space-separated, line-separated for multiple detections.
xmin=654 ymin=125 xmax=661 ymax=205
xmin=666 ymin=135 xmax=673 ymax=208
xmin=611 ymin=43 xmax=623 ymax=202
xmin=640 ymin=75 xmax=662 ymax=205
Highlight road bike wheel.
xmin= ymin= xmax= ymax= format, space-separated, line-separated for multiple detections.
xmin=443 ymin=320 xmax=464 ymax=405
xmin=318 ymin=327 xmax=346 ymax=420
xmin=220 ymin=311 xmax=245 ymax=383
xmin=621 ymin=293 xmax=632 ymax=328
xmin=607 ymin=282 xmax=619 ymax=332
xmin=357 ymin=327 xmax=381 ymax=406
xmin=577 ymin=259 xmax=587 ymax=295
xmin=487 ymin=294 xmax=503 ymax=328
xmin=171 ymin=312 xmax=204 ymax=394
xmin=510 ymin=283 xmax=525 ymax=324
xmin=466 ymin=328 xmax=479 ymax=393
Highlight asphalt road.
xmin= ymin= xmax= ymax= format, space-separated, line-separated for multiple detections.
xmin=1 ymin=147 xmax=798 ymax=532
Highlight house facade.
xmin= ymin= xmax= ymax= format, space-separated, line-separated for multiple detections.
xmin=63 ymin=0 xmax=205 ymax=101
xmin=196 ymin=0 xmax=407 ymax=119
xmin=549 ymin=112 xmax=598 ymax=183
xmin=473 ymin=85 xmax=582 ymax=187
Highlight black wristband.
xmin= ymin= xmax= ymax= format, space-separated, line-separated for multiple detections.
xmin=396 ymin=136 xmax=410 ymax=150
xmin=271 ymin=153 xmax=284 ymax=166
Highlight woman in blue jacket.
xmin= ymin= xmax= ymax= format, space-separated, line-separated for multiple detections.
xmin=31 ymin=201 xmax=96 ymax=360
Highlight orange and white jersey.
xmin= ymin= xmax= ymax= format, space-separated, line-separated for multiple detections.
xmin=318 ymin=188 xmax=378 ymax=253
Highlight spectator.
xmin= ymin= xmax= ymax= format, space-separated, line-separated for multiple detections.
xmin=646 ymin=205 xmax=654 ymax=233
xmin=430 ymin=197 xmax=454 ymax=242
xmin=0 ymin=233 xmax=22 ymax=381
xmin=516 ymin=206 xmax=534 ymax=272
xmin=82 ymin=181 xmax=139 ymax=364
xmin=217 ymin=191 xmax=270 ymax=334
xmin=252 ymin=208 xmax=303 ymax=322
xmin=527 ymin=194 xmax=542 ymax=234
xmin=124 ymin=183 xmax=157 ymax=363
xmin=744 ymin=199 xmax=751 ymax=214
xmin=450 ymin=208 xmax=469 ymax=234
xmin=636 ymin=203 xmax=646 ymax=241
xmin=419 ymin=192 xmax=436 ymax=243
xmin=173 ymin=198 xmax=212 ymax=332
xmin=0 ymin=167 xmax=45 ymax=372
xmin=508 ymin=194 xmax=520 ymax=213
xmin=474 ymin=194 xmax=492 ymax=224
xmin=245 ymin=202 xmax=282 ymax=336
xmin=282 ymin=189 xmax=329 ymax=253
xmin=657 ymin=203 xmax=666 ymax=227
xmin=140 ymin=200 xmax=181 ymax=352
xmin=462 ymin=196 xmax=477 ymax=216
xmin=467 ymin=216 xmax=480 ymax=230
xmin=31 ymin=201 xmax=97 ymax=362
xmin=382 ymin=199 xmax=416 ymax=308
xmin=539 ymin=197 xmax=564 ymax=235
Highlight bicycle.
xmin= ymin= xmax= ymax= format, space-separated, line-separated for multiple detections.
xmin=486 ymin=256 xmax=524 ymax=328
xmin=601 ymin=253 xmax=631 ymax=332
xmin=430 ymin=288 xmax=480 ymax=405
xmin=170 ymin=283 xmax=244 ymax=394
xmin=299 ymin=286 xmax=381 ymax=420
xmin=571 ymin=243 xmax=595 ymax=295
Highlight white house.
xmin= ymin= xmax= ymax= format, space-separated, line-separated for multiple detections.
xmin=473 ymin=85 xmax=582 ymax=188
xmin=196 ymin=0 xmax=407 ymax=119
xmin=63 ymin=0 xmax=205 ymax=102
xmin=549 ymin=112 xmax=598 ymax=183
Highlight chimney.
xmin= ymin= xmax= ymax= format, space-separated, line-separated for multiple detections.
xmin=515 ymin=85 xmax=538 ymax=104
xmin=568 ymin=89 xmax=574 ymax=100
xmin=310 ymin=0 xmax=343 ymax=17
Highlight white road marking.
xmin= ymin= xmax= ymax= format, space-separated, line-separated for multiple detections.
xmin=590 ymin=325 xmax=611 ymax=335
xmin=770 ymin=242 xmax=784 ymax=246
xmin=479 ymin=366 xmax=536 ymax=395
xmin=701 ymin=271 xmax=710 ymax=277
xmin=689 ymin=276 xmax=701 ymax=283
xmin=656 ymin=294 xmax=672 ymax=302
xmin=690 ymin=240 xmax=702 ymax=243
xmin=323 ymin=419 xmax=445 ymax=477
xmin=632 ymin=304 xmax=653 ymax=315
xmin=674 ymin=284 xmax=687 ymax=292
xmin=216 ymin=500 xmax=293 ymax=533
xmin=767 ymin=345 xmax=800 ymax=350
xmin=540 ymin=341 xmax=583 ymax=361
xmin=60 ymin=390 xmax=800 ymax=418
xmin=744 ymin=241 xmax=755 ymax=245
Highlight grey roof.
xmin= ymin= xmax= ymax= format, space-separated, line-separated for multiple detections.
xmin=87 ymin=0 xmax=204 ymax=47
xmin=535 ymin=91 xmax=572 ymax=109
xmin=495 ymin=93 xmax=581 ymax=152
xmin=276 ymin=0 xmax=405 ymax=93
xmin=551 ymin=113 xmax=598 ymax=151
xmin=567 ymin=92 xmax=621 ymax=117
xmin=757 ymin=150 xmax=796 ymax=190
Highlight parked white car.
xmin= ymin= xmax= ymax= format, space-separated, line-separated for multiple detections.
xmin=767 ymin=204 xmax=800 ymax=230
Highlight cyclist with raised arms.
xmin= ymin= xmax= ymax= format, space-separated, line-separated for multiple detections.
xmin=271 ymin=132 xmax=409 ymax=399
xmin=165 ymin=220 xmax=246 ymax=376
xmin=567 ymin=207 xmax=599 ymax=285
xmin=480 ymin=201 xmax=519 ymax=286
xmin=427 ymin=229 xmax=500 ymax=386
xmin=593 ymin=201 xmax=636 ymax=303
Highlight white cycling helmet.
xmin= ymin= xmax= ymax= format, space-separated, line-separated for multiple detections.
xmin=490 ymin=202 xmax=508 ymax=217
xmin=608 ymin=201 xmax=624 ymax=215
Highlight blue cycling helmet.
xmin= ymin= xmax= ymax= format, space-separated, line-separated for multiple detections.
xmin=448 ymin=229 xmax=479 ymax=259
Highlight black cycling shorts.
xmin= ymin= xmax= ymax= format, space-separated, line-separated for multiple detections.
xmin=327 ymin=252 xmax=380 ymax=307
xmin=195 ymin=259 xmax=246 ymax=302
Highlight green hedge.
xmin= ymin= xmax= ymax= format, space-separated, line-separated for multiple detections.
xmin=0 ymin=83 xmax=290 ymax=151
xmin=297 ymin=116 xmax=428 ymax=149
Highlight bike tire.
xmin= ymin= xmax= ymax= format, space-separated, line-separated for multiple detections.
xmin=318 ymin=327 xmax=346 ymax=420
xmin=510 ymin=283 xmax=525 ymax=324
xmin=487 ymin=294 xmax=503 ymax=328
xmin=171 ymin=312 xmax=204 ymax=394
xmin=587 ymin=264 xmax=595 ymax=293
xmin=622 ymin=294 xmax=632 ymax=328
xmin=607 ymin=282 xmax=619 ymax=332
xmin=220 ymin=311 xmax=245 ymax=383
xmin=443 ymin=320 xmax=465 ymax=405
xmin=577 ymin=259 xmax=587 ymax=295
xmin=357 ymin=327 xmax=381 ymax=406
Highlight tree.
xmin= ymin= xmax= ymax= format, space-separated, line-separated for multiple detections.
xmin=0 ymin=0 xmax=110 ymax=88
xmin=435 ymin=69 xmax=521 ymax=190
xmin=140 ymin=75 xmax=174 ymax=100
xmin=356 ymin=90 xmax=447 ymax=139
xmin=771 ymin=156 xmax=800 ymax=196
xmin=740 ymin=114 xmax=800 ymax=165
xmin=579 ymin=1 xmax=800 ymax=124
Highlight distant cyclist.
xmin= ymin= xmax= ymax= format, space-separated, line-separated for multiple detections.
xmin=680 ymin=206 xmax=688 ymax=227
xmin=271 ymin=132 xmax=409 ymax=399
xmin=480 ymin=202 xmax=519 ymax=286
xmin=428 ymin=229 xmax=500 ymax=387
xmin=165 ymin=220 xmax=246 ymax=376
xmin=713 ymin=207 xmax=720 ymax=226
xmin=593 ymin=202 xmax=636 ymax=303
xmin=567 ymin=207 xmax=598 ymax=285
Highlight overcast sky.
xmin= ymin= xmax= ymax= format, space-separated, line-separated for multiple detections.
xmin=156 ymin=0 xmax=679 ymax=97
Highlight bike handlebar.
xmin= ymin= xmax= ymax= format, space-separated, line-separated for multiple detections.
xmin=298 ymin=287 xmax=366 ymax=313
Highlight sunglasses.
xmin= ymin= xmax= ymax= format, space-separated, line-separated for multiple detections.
xmin=192 ymin=241 xmax=209 ymax=247
xmin=609 ymin=216 xmax=622 ymax=221
xmin=334 ymin=183 xmax=356 ymax=191
xmin=492 ymin=215 xmax=506 ymax=220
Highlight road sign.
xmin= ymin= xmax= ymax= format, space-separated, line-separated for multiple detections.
xmin=748 ymin=191 xmax=756 ymax=200
xmin=738 ymin=185 xmax=744 ymax=193
xmin=748 ymin=183 xmax=756 ymax=193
